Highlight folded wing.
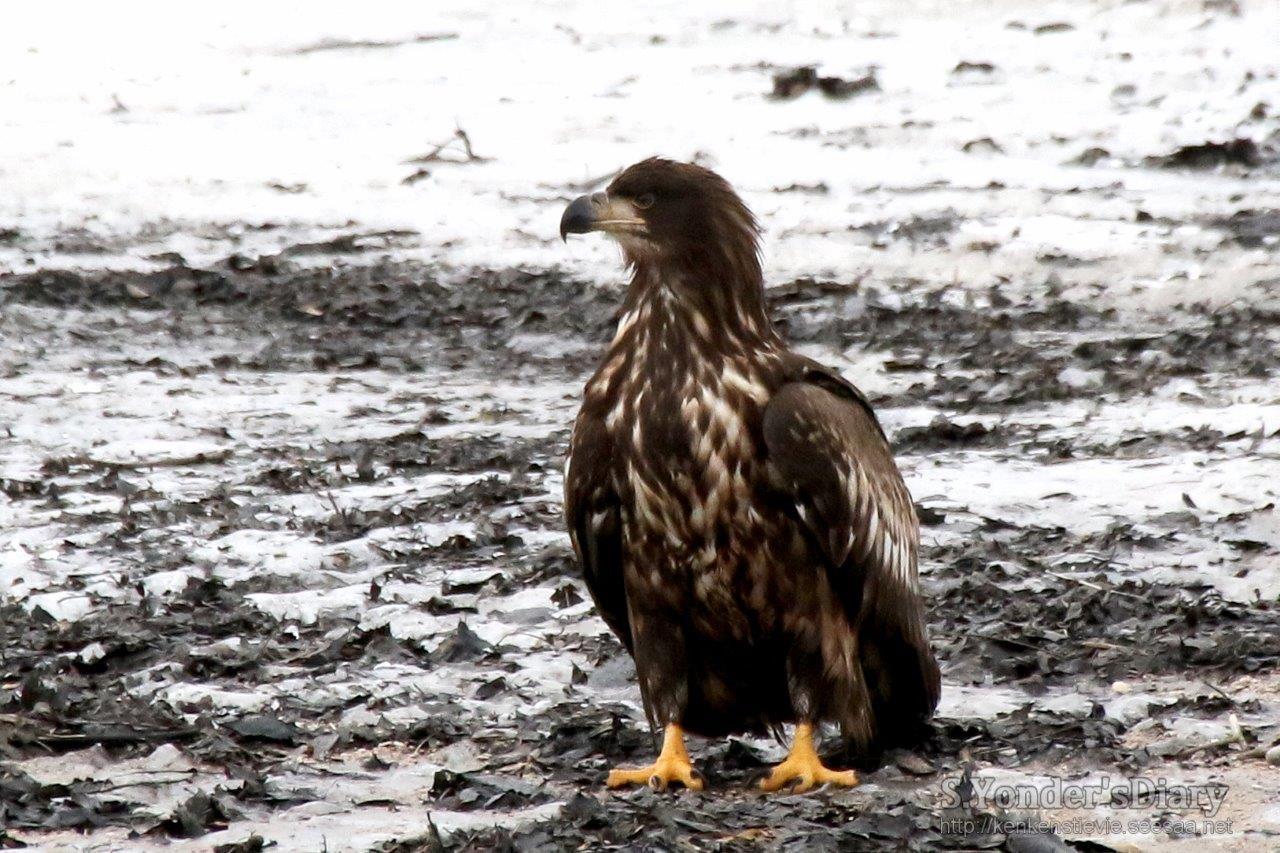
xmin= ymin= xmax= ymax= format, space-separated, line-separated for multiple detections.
xmin=564 ymin=412 xmax=631 ymax=652
xmin=763 ymin=367 xmax=940 ymax=748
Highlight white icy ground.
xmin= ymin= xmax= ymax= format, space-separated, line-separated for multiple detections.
xmin=3 ymin=0 xmax=1279 ymax=307
xmin=2 ymin=0 xmax=1280 ymax=850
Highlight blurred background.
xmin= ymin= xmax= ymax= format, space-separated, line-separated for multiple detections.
xmin=4 ymin=0 xmax=1277 ymax=301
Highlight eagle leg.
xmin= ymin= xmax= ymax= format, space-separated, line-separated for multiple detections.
xmin=759 ymin=722 xmax=859 ymax=794
xmin=606 ymin=723 xmax=705 ymax=792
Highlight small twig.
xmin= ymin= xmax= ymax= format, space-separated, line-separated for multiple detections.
xmin=404 ymin=127 xmax=490 ymax=166
xmin=1168 ymin=713 xmax=1246 ymax=758
xmin=561 ymin=169 xmax=619 ymax=192
xmin=86 ymin=770 xmax=199 ymax=794
xmin=1045 ymin=570 xmax=1144 ymax=599
xmin=455 ymin=127 xmax=478 ymax=160
xmin=962 ymin=631 xmax=1039 ymax=651
xmin=22 ymin=728 xmax=201 ymax=749
xmin=1080 ymin=638 xmax=1128 ymax=652
xmin=1200 ymin=679 xmax=1238 ymax=706
xmin=325 ymin=490 xmax=351 ymax=531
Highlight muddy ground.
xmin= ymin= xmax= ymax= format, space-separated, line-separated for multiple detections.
xmin=4 ymin=0 xmax=1280 ymax=850
xmin=2 ymin=239 xmax=1278 ymax=851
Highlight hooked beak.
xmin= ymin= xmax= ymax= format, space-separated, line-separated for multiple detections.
xmin=559 ymin=192 xmax=646 ymax=242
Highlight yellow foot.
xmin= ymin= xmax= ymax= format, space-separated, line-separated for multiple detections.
xmin=760 ymin=722 xmax=859 ymax=794
xmin=607 ymin=723 xmax=705 ymax=792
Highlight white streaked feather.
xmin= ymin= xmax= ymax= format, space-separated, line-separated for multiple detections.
xmin=721 ymin=363 xmax=769 ymax=405
xmin=862 ymin=504 xmax=880 ymax=560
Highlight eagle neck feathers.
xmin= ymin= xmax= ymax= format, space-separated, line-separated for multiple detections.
xmin=617 ymin=239 xmax=779 ymax=360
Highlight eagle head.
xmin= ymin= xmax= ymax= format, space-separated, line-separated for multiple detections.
xmin=560 ymin=158 xmax=760 ymax=276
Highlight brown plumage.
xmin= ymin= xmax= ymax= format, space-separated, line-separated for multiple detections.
xmin=560 ymin=158 xmax=939 ymax=791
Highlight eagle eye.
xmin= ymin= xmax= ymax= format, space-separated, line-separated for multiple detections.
xmin=634 ymin=192 xmax=656 ymax=210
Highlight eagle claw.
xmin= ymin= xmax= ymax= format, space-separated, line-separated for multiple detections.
xmin=606 ymin=758 xmax=704 ymax=792
xmin=759 ymin=764 xmax=859 ymax=794
xmin=607 ymin=724 xmax=704 ymax=792
xmin=759 ymin=723 xmax=859 ymax=794
xmin=606 ymin=760 xmax=704 ymax=792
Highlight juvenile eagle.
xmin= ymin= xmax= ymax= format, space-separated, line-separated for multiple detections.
xmin=561 ymin=158 xmax=939 ymax=792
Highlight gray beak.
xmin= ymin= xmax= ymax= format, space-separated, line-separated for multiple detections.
xmin=560 ymin=193 xmax=601 ymax=241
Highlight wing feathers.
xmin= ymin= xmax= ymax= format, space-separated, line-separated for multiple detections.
xmin=763 ymin=380 xmax=918 ymax=594
xmin=763 ymin=374 xmax=940 ymax=736
xmin=564 ymin=416 xmax=632 ymax=651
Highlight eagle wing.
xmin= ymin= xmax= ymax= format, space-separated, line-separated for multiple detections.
xmin=762 ymin=365 xmax=940 ymax=743
xmin=564 ymin=409 xmax=632 ymax=652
